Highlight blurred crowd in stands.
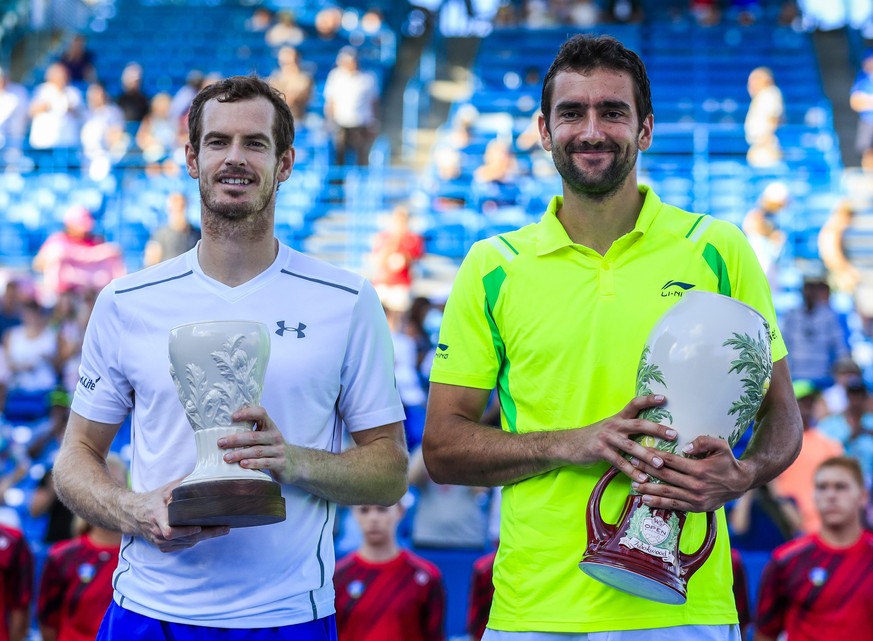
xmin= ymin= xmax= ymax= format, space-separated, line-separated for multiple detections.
xmin=0 ymin=3 xmax=394 ymax=181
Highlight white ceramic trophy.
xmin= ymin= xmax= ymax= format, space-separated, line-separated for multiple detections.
xmin=580 ymin=290 xmax=772 ymax=604
xmin=167 ymin=320 xmax=285 ymax=528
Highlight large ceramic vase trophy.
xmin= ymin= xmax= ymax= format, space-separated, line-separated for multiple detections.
xmin=167 ymin=320 xmax=286 ymax=528
xmin=579 ymin=290 xmax=772 ymax=604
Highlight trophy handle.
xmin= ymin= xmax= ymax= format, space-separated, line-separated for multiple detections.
xmin=677 ymin=510 xmax=718 ymax=580
xmin=586 ymin=465 xmax=620 ymax=544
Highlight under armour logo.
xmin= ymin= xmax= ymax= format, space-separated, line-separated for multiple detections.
xmin=276 ymin=321 xmax=306 ymax=338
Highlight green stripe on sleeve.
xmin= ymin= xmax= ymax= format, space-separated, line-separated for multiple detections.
xmin=483 ymin=266 xmax=518 ymax=433
xmin=498 ymin=235 xmax=520 ymax=255
xmin=702 ymin=243 xmax=732 ymax=296
xmin=685 ymin=214 xmax=706 ymax=239
xmin=487 ymin=237 xmax=517 ymax=262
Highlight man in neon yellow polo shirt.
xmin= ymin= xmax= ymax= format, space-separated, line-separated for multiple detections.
xmin=423 ymin=34 xmax=802 ymax=641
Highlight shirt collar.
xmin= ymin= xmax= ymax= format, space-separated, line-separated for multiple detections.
xmin=535 ymin=184 xmax=663 ymax=256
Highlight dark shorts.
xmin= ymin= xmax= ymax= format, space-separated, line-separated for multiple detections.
xmin=97 ymin=601 xmax=338 ymax=641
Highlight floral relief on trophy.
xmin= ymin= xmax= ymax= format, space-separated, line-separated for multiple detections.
xmin=634 ymin=345 xmax=675 ymax=455
xmin=724 ymin=330 xmax=772 ymax=446
xmin=170 ymin=334 xmax=261 ymax=431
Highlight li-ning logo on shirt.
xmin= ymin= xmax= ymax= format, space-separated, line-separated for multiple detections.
xmin=276 ymin=321 xmax=306 ymax=338
xmin=660 ymin=280 xmax=696 ymax=298
xmin=78 ymin=375 xmax=100 ymax=391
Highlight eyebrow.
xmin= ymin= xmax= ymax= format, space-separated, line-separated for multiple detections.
xmin=555 ymin=99 xmax=632 ymax=112
xmin=203 ymin=131 xmax=273 ymax=144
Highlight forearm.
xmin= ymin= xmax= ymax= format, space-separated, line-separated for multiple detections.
xmin=423 ymin=384 xmax=675 ymax=487
xmin=740 ymin=421 xmax=800 ymax=489
xmin=423 ymin=414 xmax=564 ymax=487
xmin=284 ymin=436 xmax=408 ymax=505
xmin=54 ymin=439 xmax=140 ymax=534
xmin=738 ymin=359 xmax=802 ymax=489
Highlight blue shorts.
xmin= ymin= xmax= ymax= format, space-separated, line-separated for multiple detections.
xmin=97 ymin=601 xmax=338 ymax=641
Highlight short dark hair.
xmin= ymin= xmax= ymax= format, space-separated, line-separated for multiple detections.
xmin=541 ymin=34 xmax=652 ymax=132
xmin=817 ymin=456 xmax=865 ymax=489
xmin=187 ymin=75 xmax=295 ymax=159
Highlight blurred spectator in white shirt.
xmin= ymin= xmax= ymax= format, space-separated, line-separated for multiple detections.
xmin=28 ymin=63 xmax=83 ymax=149
xmin=80 ymin=83 xmax=128 ymax=180
xmin=745 ymin=66 xmax=784 ymax=167
xmin=324 ymin=47 xmax=379 ymax=166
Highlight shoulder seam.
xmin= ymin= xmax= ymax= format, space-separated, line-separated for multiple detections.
xmin=280 ymin=269 xmax=359 ymax=295
xmin=115 ymin=270 xmax=194 ymax=294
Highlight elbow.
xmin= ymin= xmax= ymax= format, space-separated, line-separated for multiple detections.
xmin=788 ymin=429 xmax=803 ymax=468
xmin=52 ymin=449 xmax=68 ymax=489
xmin=382 ymin=477 xmax=409 ymax=507
xmin=373 ymin=469 xmax=408 ymax=507
xmin=420 ymin=432 xmax=452 ymax=485
xmin=378 ymin=444 xmax=409 ymax=506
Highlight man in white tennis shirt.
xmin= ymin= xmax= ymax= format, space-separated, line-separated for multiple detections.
xmin=53 ymin=75 xmax=408 ymax=641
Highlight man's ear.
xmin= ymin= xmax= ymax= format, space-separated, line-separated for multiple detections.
xmin=185 ymin=143 xmax=199 ymax=179
xmin=538 ymin=114 xmax=552 ymax=152
xmin=277 ymin=147 xmax=295 ymax=185
xmin=637 ymin=113 xmax=654 ymax=152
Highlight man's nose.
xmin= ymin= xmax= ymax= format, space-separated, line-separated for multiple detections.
xmin=224 ymin=141 xmax=246 ymax=165
xmin=579 ymin=115 xmax=606 ymax=143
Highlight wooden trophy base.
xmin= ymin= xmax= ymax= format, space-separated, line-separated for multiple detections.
xmin=168 ymin=478 xmax=286 ymax=528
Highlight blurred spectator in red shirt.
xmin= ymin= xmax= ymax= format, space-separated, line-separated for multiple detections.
xmin=334 ymin=504 xmax=445 ymax=641
xmin=0 ymin=523 xmax=33 ymax=641
xmin=369 ymin=205 xmax=424 ymax=313
xmin=757 ymin=456 xmax=873 ymax=641
xmin=37 ymin=455 xmax=126 ymax=641
xmin=467 ymin=549 xmax=496 ymax=641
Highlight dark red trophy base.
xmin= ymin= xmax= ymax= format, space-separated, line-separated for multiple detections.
xmin=579 ymin=494 xmax=690 ymax=605
xmin=168 ymin=479 xmax=286 ymax=528
xmin=579 ymin=467 xmax=716 ymax=605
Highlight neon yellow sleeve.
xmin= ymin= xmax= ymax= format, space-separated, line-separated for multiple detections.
xmin=429 ymin=242 xmax=502 ymax=390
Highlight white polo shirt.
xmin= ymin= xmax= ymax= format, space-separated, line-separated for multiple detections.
xmin=71 ymin=241 xmax=405 ymax=627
